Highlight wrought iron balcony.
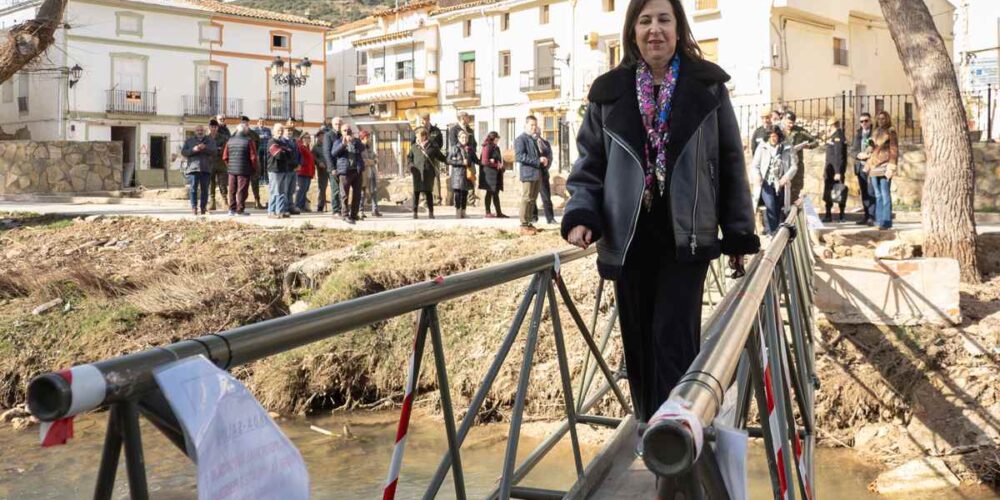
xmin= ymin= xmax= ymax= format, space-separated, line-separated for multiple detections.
xmin=182 ymin=96 xmax=244 ymax=118
xmin=519 ymin=69 xmax=561 ymax=93
xmin=260 ymin=100 xmax=305 ymax=121
xmin=106 ymin=89 xmax=157 ymax=115
xmin=445 ymin=78 xmax=480 ymax=99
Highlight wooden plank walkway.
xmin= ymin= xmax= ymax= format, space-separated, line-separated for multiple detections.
xmin=565 ymin=416 xmax=657 ymax=499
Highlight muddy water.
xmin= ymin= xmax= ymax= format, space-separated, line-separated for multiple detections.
xmin=0 ymin=411 xmax=994 ymax=499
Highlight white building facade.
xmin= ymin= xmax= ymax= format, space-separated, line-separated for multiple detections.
xmin=0 ymin=0 xmax=327 ymax=186
xmin=327 ymin=0 xmax=956 ymax=172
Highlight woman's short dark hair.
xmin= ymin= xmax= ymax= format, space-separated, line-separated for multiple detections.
xmin=769 ymin=126 xmax=785 ymax=142
xmin=620 ymin=0 xmax=702 ymax=67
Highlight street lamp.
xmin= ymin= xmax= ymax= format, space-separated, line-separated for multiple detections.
xmin=271 ymin=56 xmax=311 ymax=121
xmin=69 ymin=64 xmax=82 ymax=88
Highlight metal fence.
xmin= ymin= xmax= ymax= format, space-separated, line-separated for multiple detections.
xmin=734 ymin=85 xmax=997 ymax=146
xmin=181 ymin=95 xmax=244 ymax=118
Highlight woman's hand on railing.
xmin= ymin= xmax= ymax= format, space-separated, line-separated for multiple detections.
xmin=567 ymin=225 xmax=593 ymax=249
xmin=728 ymin=255 xmax=746 ymax=279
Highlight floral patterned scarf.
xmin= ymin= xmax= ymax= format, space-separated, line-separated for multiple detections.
xmin=636 ymin=55 xmax=681 ymax=211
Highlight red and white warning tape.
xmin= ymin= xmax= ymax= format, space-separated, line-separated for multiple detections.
xmin=758 ymin=329 xmax=812 ymax=500
xmin=383 ymin=335 xmax=422 ymax=500
xmin=39 ymin=365 xmax=106 ymax=447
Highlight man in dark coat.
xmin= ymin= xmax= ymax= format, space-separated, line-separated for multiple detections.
xmin=222 ymin=123 xmax=257 ymax=216
xmin=822 ymin=117 xmax=848 ymax=222
xmin=530 ymin=133 xmax=555 ymax=224
xmin=321 ymin=117 xmax=344 ymax=214
xmin=252 ymin=119 xmax=272 ymax=208
xmin=515 ymin=115 xmax=543 ymax=234
xmin=240 ymin=116 xmax=264 ymax=209
xmin=208 ymin=119 xmax=229 ymax=211
xmin=750 ymin=110 xmax=775 ymax=156
xmin=330 ymin=122 xmax=365 ymax=223
xmin=851 ymin=112 xmax=876 ymax=225
xmin=781 ymin=111 xmax=820 ymax=203
xmin=181 ymin=124 xmax=217 ymax=215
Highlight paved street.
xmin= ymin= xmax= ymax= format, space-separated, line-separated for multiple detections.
xmin=3 ymin=199 xmax=999 ymax=235
xmin=0 ymin=199 xmax=563 ymax=232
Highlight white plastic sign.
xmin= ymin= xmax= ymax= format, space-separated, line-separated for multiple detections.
xmin=154 ymin=356 xmax=310 ymax=500
xmin=802 ymin=196 xmax=825 ymax=230
xmin=713 ymin=424 xmax=749 ymax=500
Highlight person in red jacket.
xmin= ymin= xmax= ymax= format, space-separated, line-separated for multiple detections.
xmin=294 ymin=134 xmax=316 ymax=212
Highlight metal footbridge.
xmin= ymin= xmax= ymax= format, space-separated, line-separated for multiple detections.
xmin=26 ymin=206 xmax=816 ymax=500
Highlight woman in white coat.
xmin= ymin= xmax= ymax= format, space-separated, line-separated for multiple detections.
xmin=751 ymin=126 xmax=806 ymax=234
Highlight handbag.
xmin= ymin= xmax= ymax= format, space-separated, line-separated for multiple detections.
xmin=830 ymin=182 xmax=847 ymax=202
xmin=465 ymin=165 xmax=476 ymax=182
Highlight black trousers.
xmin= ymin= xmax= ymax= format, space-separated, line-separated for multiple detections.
xmin=614 ymin=243 xmax=710 ymax=422
xmin=338 ymin=171 xmax=361 ymax=219
xmin=453 ymin=189 xmax=468 ymax=210
xmin=484 ymin=190 xmax=501 ymax=214
xmin=413 ymin=191 xmax=434 ymax=214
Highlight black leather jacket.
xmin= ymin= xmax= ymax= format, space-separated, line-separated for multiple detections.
xmin=561 ymin=57 xmax=760 ymax=279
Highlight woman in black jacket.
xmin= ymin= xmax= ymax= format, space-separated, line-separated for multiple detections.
xmin=479 ymin=131 xmax=506 ymax=218
xmin=447 ymin=129 xmax=478 ymax=219
xmin=562 ymin=0 xmax=759 ymax=422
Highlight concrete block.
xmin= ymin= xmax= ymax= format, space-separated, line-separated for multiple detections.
xmin=814 ymin=257 xmax=961 ymax=325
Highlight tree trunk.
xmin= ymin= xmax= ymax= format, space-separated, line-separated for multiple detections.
xmin=0 ymin=0 xmax=67 ymax=85
xmin=878 ymin=0 xmax=981 ymax=283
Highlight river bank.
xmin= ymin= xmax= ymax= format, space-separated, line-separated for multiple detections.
xmin=1 ymin=212 xmax=997 ymax=494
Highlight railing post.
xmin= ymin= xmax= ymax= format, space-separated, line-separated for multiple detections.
xmin=545 ymin=278 xmax=585 ymax=478
xmin=499 ymin=270 xmax=549 ymax=500
xmin=423 ymin=275 xmax=542 ymax=500
xmin=94 ymin=405 xmax=124 ymax=500
xmin=121 ymin=400 xmax=150 ymax=500
xmin=426 ymin=307 xmax=467 ymax=500
xmin=384 ymin=308 xmax=431 ymax=500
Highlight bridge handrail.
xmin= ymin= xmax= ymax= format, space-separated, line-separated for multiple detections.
xmin=640 ymin=203 xmax=817 ymax=499
xmin=27 ymin=246 xmax=595 ymax=422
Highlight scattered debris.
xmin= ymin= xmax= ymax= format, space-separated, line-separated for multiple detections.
xmin=31 ymin=298 xmax=63 ymax=316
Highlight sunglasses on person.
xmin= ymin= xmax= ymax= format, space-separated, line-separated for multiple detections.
xmin=860 ymin=119 xmax=870 ymax=123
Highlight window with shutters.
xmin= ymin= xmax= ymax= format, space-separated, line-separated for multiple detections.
xmin=540 ymin=5 xmax=549 ymax=24
xmin=113 ymin=55 xmax=146 ymax=92
xmin=699 ymin=39 xmax=719 ymax=63
xmin=833 ymin=37 xmax=849 ymax=66
xmin=499 ymin=51 xmax=511 ymax=77
xmin=500 ymin=13 xmax=509 ymax=31
xmin=16 ymin=73 xmax=28 ymax=115
xmin=695 ymin=0 xmax=717 ymax=11
xmin=463 ymin=19 xmax=471 ymax=37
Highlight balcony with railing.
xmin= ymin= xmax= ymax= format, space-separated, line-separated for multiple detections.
xmin=445 ymin=78 xmax=480 ymax=107
xmin=260 ymin=100 xmax=305 ymax=121
xmin=353 ymin=61 xmax=437 ymax=103
xmin=106 ymin=89 xmax=157 ymax=115
xmin=519 ymin=69 xmax=561 ymax=99
xmin=182 ymin=96 xmax=244 ymax=118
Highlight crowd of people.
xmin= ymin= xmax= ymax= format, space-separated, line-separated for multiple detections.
xmin=748 ymin=108 xmax=899 ymax=235
xmin=179 ymin=111 xmax=559 ymax=232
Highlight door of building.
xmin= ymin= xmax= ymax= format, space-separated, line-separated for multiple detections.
xmin=534 ymin=40 xmax=556 ymax=87
xmin=111 ymin=126 xmax=137 ymax=188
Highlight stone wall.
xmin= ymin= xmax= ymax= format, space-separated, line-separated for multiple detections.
xmin=0 ymin=141 xmax=123 ymax=195
xmin=794 ymin=142 xmax=999 ymax=211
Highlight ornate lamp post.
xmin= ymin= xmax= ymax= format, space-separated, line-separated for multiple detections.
xmin=68 ymin=64 xmax=83 ymax=88
xmin=271 ymin=56 xmax=311 ymax=121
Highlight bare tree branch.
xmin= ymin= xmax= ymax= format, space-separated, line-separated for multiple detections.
xmin=0 ymin=0 xmax=68 ymax=85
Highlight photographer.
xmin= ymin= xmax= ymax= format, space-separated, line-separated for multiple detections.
xmin=330 ymin=122 xmax=365 ymax=224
